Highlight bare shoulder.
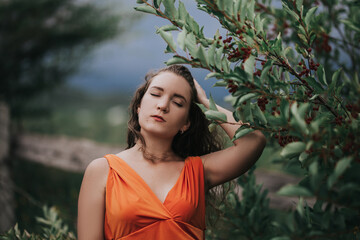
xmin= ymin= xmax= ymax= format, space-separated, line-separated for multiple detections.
xmin=86 ymin=157 xmax=109 ymax=173
xmin=83 ymin=157 xmax=110 ymax=186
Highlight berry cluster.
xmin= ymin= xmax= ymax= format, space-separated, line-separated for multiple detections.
xmin=235 ymin=26 xmax=246 ymax=36
xmin=227 ymin=80 xmax=238 ymax=93
xmin=227 ymin=46 xmax=252 ymax=62
xmin=298 ymin=60 xmax=320 ymax=77
xmin=345 ymin=103 xmax=360 ymax=119
xmin=305 ymin=89 xmax=313 ymax=97
xmin=315 ymin=32 xmax=332 ymax=53
xmin=305 ymin=116 xmax=313 ymax=124
xmin=253 ymin=70 xmax=261 ymax=77
xmin=309 ymin=60 xmax=320 ymax=71
xmin=222 ymin=36 xmax=232 ymax=44
xmin=334 ymin=116 xmax=343 ymax=126
xmin=342 ymin=133 xmax=358 ymax=154
xmin=257 ymin=96 xmax=269 ymax=111
xmin=271 ymin=106 xmax=280 ymax=116
xmin=274 ymin=134 xmax=299 ymax=147
xmin=298 ymin=61 xmax=310 ymax=77
xmin=244 ymin=82 xmax=256 ymax=89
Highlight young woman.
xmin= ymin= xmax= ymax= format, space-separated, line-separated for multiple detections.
xmin=77 ymin=65 xmax=266 ymax=239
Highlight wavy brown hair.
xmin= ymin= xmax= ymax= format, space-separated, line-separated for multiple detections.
xmin=126 ymin=65 xmax=223 ymax=158
xmin=126 ymin=65 xmax=229 ymax=227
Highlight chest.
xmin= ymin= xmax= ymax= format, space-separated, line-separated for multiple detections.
xmin=126 ymin=160 xmax=184 ymax=203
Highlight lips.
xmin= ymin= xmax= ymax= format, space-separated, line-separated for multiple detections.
xmin=151 ymin=115 xmax=166 ymax=122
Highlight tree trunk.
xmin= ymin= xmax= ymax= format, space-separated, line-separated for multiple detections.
xmin=0 ymin=101 xmax=15 ymax=232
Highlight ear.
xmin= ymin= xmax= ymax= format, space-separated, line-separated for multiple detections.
xmin=137 ymin=106 xmax=140 ymax=114
xmin=181 ymin=120 xmax=191 ymax=132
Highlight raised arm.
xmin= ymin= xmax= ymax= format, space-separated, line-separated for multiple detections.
xmin=77 ymin=158 xmax=109 ymax=240
xmin=195 ymin=80 xmax=266 ymax=189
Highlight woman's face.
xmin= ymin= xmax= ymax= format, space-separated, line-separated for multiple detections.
xmin=137 ymin=71 xmax=192 ymax=139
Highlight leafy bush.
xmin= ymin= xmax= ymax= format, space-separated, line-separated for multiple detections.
xmin=0 ymin=206 xmax=76 ymax=240
xmin=135 ymin=0 xmax=360 ymax=239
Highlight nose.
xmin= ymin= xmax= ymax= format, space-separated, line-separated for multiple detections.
xmin=157 ymin=98 xmax=169 ymax=112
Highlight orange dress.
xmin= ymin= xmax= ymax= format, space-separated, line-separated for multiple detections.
xmin=103 ymin=154 xmax=206 ymax=240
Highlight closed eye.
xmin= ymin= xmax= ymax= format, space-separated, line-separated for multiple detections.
xmin=150 ymin=93 xmax=160 ymax=97
xmin=173 ymin=101 xmax=183 ymax=107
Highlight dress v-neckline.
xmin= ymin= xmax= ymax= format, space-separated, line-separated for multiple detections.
xmin=112 ymin=154 xmax=188 ymax=205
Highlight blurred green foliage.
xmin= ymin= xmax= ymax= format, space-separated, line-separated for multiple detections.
xmin=22 ymin=86 xmax=130 ymax=145
xmin=10 ymin=158 xmax=82 ymax=234
xmin=0 ymin=0 xmax=132 ymax=123
xmin=0 ymin=206 xmax=76 ymax=240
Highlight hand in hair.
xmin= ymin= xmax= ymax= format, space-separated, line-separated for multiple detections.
xmin=194 ymin=79 xmax=208 ymax=105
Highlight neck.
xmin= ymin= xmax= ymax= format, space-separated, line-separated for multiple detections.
xmin=135 ymin=132 xmax=177 ymax=162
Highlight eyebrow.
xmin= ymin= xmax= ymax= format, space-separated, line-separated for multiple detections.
xmin=150 ymin=86 xmax=187 ymax=102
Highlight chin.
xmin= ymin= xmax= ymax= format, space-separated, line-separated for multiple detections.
xmin=141 ymin=128 xmax=177 ymax=139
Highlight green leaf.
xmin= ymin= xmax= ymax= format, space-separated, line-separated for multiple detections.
xmin=299 ymin=151 xmax=309 ymax=164
xmin=207 ymin=43 xmax=216 ymax=67
xmin=157 ymin=28 xmax=176 ymax=52
xmin=329 ymin=68 xmax=342 ymax=92
xmin=304 ymin=6 xmax=318 ymax=26
xmin=222 ymin=56 xmax=230 ymax=73
xmin=134 ymin=5 xmax=157 ymax=15
xmin=232 ymin=127 xmax=255 ymax=141
xmin=164 ymin=44 xmax=175 ymax=53
xmin=290 ymin=102 xmax=308 ymax=133
xmin=260 ymin=60 xmax=273 ymax=83
xmin=165 ymin=56 xmax=189 ymax=65
xmin=208 ymin=122 xmax=217 ymax=132
xmin=178 ymin=1 xmax=187 ymax=21
xmin=177 ymin=28 xmax=187 ymax=51
xmin=298 ymin=33 xmax=308 ymax=45
xmin=156 ymin=25 xmax=178 ymax=33
xmin=253 ymin=104 xmax=267 ymax=125
xmin=196 ymin=103 xmax=208 ymax=112
xmin=239 ymin=93 xmax=258 ymax=104
xmin=305 ymin=76 xmax=324 ymax=93
xmin=271 ymin=237 xmax=291 ymax=240
xmin=205 ymin=110 xmax=227 ymax=122
xmin=185 ymin=32 xmax=197 ymax=57
xmin=327 ymin=157 xmax=351 ymax=189
xmin=280 ymin=98 xmax=290 ymax=122
xmin=280 ymin=141 xmax=306 ymax=158
xmin=163 ymin=0 xmax=177 ymax=19
xmin=154 ymin=0 xmax=162 ymax=8
xmin=282 ymin=2 xmax=299 ymax=21
xmin=209 ymin=94 xmax=218 ymax=111
xmin=277 ymin=184 xmax=313 ymax=197
xmin=196 ymin=45 xmax=208 ymax=67
xmin=213 ymin=80 xmax=228 ymax=87
xmin=340 ymin=19 xmax=360 ymax=32
xmin=296 ymin=0 xmax=303 ymax=12
xmin=254 ymin=14 xmax=263 ymax=33
xmin=205 ymin=72 xmax=222 ymax=80
xmin=247 ymin=0 xmax=255 ymax=20
xmin=334 ymin=157 xmax=353 ymax=178
xmin=244 ymin=55 xmax=255 ymax=77
xmin=316 ymin=65 xmax=327 ymax=86
xmin=215 ymin=46 xmax=224 ymax=71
